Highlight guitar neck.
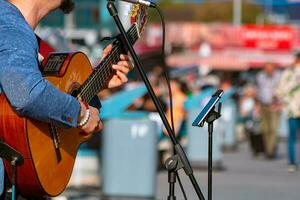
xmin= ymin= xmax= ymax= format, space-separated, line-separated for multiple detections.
xmin=78 ymin=24 xmax=139 ymax=103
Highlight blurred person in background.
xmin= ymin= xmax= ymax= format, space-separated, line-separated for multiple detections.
xmin=239 ymin=85 xmax=263 ymax=156
xmin=276 ymin=52 xmax=300 ymax=172
xmin=157 ymin=79 xmax=187 ymax=165
xmin=0 ymin=0 xmax=133 ymax=198
xmin=220 ymin=75 xmax=233 ymax=92
xmin=130 ymin=66 xmax=167 ymax=114
xmin=165 ymin=79 xmax=187 ymax=136
xmin=256 ymin=63 xmax=281 ymax=159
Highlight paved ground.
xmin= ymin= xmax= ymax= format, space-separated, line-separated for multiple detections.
xmin=157 ymin=142 xmax=300 ymax=200
xmin=56 ymin=141 xmax=300 ymax=200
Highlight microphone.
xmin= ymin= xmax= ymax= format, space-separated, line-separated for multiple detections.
xmin=120 ymin=0 xmax=156 ymax=7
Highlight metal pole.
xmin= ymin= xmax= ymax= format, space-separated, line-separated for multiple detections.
xmin=233 ymin=0 xmax=242 ymax=26
xmin=208 ymin=123 xmax=213 ymax=200
xmin=64 ymin=12 xmax=75 ymax=30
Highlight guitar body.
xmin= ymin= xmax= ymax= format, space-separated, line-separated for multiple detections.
xmin=0 ymin=4 xmax=148 ymax=197
xmin=0 ymin=52 xmax=93 ymax=197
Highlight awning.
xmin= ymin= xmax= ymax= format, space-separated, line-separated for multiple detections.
xmin=166 ymin=49 xmax=294 ymax=70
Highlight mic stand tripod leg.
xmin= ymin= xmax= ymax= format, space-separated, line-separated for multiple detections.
xmin=168 ymin=171 xmax=176 ymax=200
xmin=165 ymin=154 xmax=185 ymax=200
xmin=11 ymin=159 xmax=17 ymax=200
xmin=165 ymin=156 xmax=178 ymax=200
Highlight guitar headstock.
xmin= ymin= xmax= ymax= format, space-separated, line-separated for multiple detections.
xmin=129 ymin=4 xmax=148 ymax=38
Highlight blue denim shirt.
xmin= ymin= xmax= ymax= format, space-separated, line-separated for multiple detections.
xmin=0 ymin=0 xmax=81 ymax=194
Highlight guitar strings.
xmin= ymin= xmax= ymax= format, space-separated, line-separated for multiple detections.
xmin=79 ymin=25 xmax=139 ymax=102
xmin=81 ymin=24 xmax=137 ymax=99
xmin=78 ymin=6 xmax=147 ymax=102
xmin=79 ymin=26 xmax=138 ymax=101
xmin=81 ymin=27 xmax=138 ymax=102
xmin=85 ymin=35 xmax=135 ymax=100
xmin=79 ymin=44 xmax=123 ymax=101
xmin=79 ymin=47 xmax=120 ymax=102
xmin=80 ymin=45 xmax=123 ymax=102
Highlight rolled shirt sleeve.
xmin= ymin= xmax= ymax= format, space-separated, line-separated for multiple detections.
xmin=0 ymin=26 xmax=80 ymax=128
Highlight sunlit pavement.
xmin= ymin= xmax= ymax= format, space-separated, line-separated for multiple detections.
xmin=56 ymin=141 xmax=300 ymax=200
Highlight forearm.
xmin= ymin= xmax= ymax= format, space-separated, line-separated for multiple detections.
xmin=2 ymin=77 xmax=80 ymax=128
xmin=0 ymin=53 xmax=80 ymax=128
xmin=0 ymin=15 xmax=84 ymax=128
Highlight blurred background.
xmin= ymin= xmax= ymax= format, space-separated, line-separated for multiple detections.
xmin=38 ymin=0 xmax=300 ymax=199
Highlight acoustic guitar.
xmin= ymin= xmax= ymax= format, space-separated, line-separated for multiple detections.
xmin=0 ymin=4 xmax=147 ymax=197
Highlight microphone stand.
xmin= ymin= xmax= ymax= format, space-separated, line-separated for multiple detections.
xmin=206 ymin=106 xmax=221 ymax=200
xmin=192 ymin=90 xmax=223 ymax=200
xmin=106 ymin=1 xmax=205 ymax=200
xmin=0 ymin=141 xmax=24 ymax=200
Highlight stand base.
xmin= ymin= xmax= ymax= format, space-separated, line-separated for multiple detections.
xmin=168 ymin=197 xmax=176 ymax=200
xmin=102 ymin=195 xmax=155 ymax=200
xmin=190 ymin=160 xmax=224 ymax=171
xmin=222 ymin=144 xmax=238 ymax=152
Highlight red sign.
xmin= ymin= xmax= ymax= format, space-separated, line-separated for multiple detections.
xmin=240 ymin=25 xmax=296 ymax=50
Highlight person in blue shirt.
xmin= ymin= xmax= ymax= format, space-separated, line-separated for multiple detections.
xmin=0 ymin=0 xmax=133 ymax=198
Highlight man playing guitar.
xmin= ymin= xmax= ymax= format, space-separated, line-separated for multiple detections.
xmin=0 ymin=0 xmax=133 ymax=199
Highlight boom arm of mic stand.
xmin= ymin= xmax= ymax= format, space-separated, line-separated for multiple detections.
xmin=106 ymin=2 xmax=205 ymax=200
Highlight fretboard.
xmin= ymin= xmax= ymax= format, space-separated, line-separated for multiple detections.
xmin=78 ymin=23 xmax=139 ymax=103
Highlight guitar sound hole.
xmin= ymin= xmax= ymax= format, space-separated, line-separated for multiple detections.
xmin=69 ymin=82 xmax=81 ymax=97
xmin=71 ymin=89 xmax=79 ymax=97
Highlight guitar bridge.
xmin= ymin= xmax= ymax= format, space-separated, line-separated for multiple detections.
xmin=49 ymin=124 xmax=62 ymax=161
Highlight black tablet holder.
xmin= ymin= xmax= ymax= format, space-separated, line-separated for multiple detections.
xmin=192 ymin=89 xmax=223 ymax=200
